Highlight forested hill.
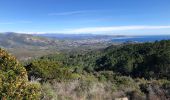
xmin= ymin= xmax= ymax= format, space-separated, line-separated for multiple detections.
xmin=24 ymin=40 xmax=170 ymax=100
xmin=95 ymin=40 xmax=170 ymax=79
xmin=37 ymin=40 xmax=170 ymax=80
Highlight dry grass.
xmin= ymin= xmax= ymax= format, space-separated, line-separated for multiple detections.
xmin=41 ymin=80 xmax=132 ymax=100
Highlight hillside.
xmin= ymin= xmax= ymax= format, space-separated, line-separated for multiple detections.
xmin=0 ymin=32 xmax=56 ymax=47
xmin=0 ymin=33 xmax=113 ymax=60
xmin=37 ymin=40 xmax=170 ymax=79
xmin=96 ymin=40 xmax=170 ymax=79
xmin=24 ymin=40 xmax=170 ymax=100
xmin=0 ymin=33 xmax=60 ymax=60
xmin=0 ymin=39 xmax=169 ymax=100
xmin=1 ymin=33 xmax=170 ymax=99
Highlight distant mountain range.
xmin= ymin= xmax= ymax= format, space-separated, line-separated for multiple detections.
xmin=1 ymin=32 xmax=169 ymax=60
xmin=33 ymin=33 xmax=126 ymax=40
xmin=0 ymin=32 xmax=116 ymax=60
xmin=0 ymin=32 xmax=58 ymax=48
xmin=0 ymin=32 xmax=120 ymax=48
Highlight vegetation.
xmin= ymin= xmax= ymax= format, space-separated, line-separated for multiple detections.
xmin=96 ymin=40 xmax=170 ymax=79
xmin=23 ymin=40 xmax=170 ymax=100
xmin=0 ymin=40 xmax=170 ymax=100
xmin=0 ymin=48 xmax=41 ymax=100
xmin=36 ymin=40 xmax=170 ymax=79
xmin=25 ymin=59 xmax=80 ymax=81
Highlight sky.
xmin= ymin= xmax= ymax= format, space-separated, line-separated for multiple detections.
xmin=0 ymin=0 xmax=170 ymax=35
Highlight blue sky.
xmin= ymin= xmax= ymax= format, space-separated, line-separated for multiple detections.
xmin=0 ymin=0 xmax=170 ymax=35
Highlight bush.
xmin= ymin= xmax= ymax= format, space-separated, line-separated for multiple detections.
xmin=0 ymin=48 xmax=41 ymax=99
xmin=25 ymin=59 xmax=80 ymax=81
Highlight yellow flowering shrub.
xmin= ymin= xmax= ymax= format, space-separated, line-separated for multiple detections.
xmin=0 ymin=48 xmax=41 ymax=100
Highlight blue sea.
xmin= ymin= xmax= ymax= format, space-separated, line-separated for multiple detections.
xmin=112 ymin=35 xmax=170 ymax=43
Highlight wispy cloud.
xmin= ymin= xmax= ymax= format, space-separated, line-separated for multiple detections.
xmin=48 ymin=10 xmax=98 ymax=16
xmin=66 ymin=25 xmax=170 ymax=33
xmin=4 ymin=25 xmax=170 ymax=35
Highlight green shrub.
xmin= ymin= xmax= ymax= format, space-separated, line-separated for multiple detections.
xmin=0 ymin=48 xmax=41 ymax=99
xmin=98 ymin=75 xmax=107 ymax=82
xmin=25 ymin=59 xmax=80 ymax=81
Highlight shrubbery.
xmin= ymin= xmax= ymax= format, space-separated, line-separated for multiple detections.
xmin=38 ymin=40 xmax=170 ymax=80
xmin=25 ymin=59 xmax=80 ymax=81
xmin=23 ymin=40 xmax=170 ymax=99
xmin=0 ymin=48 xmax=41 ymax=99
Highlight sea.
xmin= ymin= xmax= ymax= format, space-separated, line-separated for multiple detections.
xmin=112 ymin=35 xmax=170 ymax=43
